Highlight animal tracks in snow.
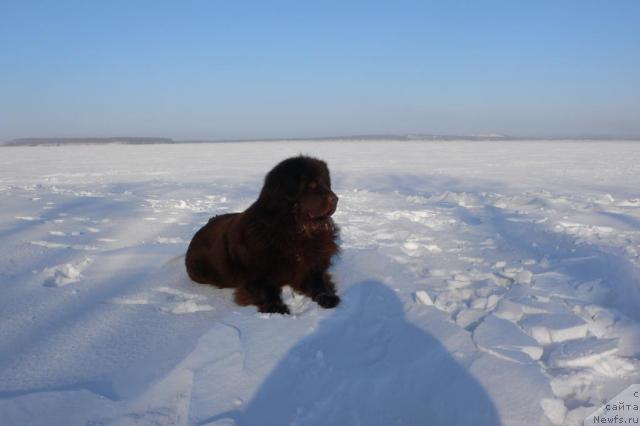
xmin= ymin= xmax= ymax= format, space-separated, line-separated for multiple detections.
xmin=111 ymin=286 xmax=214 ymax=314
xmin=42 ymin=257 xmax=93 ymax=287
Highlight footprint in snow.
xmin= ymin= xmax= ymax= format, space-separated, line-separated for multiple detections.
xmin=111 ymin=286 xmax=214 ymax=314
xmin=31 ymin=240 xmax=99 ymax=250
xmin=15 ymin=215 xmax=40 ymax=221
xmin=42 ymin=257 xmax=93 ymax=287
xmin=155 ymin=236 xmax=185 ymax=244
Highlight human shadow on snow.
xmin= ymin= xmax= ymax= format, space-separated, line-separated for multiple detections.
xmin=200 ymin=281 xmax=500 ymax=426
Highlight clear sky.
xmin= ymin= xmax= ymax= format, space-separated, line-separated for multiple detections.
xmin=1 ymin=0 xmax=639 ymax=141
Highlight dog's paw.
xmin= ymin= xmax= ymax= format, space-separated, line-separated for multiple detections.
xmin=258 ymin=302 xmax=290 ymax=315
xmin=315 ymin=293 xmax=340 ymax=309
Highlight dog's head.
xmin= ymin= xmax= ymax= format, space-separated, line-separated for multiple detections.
xmin=259 ymin=155 xmax=338 ymax=221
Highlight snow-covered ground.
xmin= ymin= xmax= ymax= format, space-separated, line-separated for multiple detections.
xmin=1 ymin=141 xmax=640 ymax=426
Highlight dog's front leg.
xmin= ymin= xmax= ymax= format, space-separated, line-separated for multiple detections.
xmin=301 ymin=271 xmax=340 ymax=309
xmin=241 ymin=279 xmax=290 ymax=315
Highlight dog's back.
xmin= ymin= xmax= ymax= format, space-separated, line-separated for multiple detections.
xmin=185 ymin=213 xmax=239 ymax=286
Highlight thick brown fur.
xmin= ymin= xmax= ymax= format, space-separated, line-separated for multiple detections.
xmin=185 ymin=156 xmax=340 ymax=314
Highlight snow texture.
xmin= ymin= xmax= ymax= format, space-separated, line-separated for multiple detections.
xmin=1 ymin=141 xmax=640 ymax=425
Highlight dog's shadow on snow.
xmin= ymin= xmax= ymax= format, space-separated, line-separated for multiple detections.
xmin=201 ymin=281 xmax=499 ymax=426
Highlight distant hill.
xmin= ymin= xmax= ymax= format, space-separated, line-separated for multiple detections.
xmin=4 ymin=137 xmax=175 ymax=146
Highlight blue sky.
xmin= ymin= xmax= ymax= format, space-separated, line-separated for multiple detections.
xmin=1 ymin=0 xmax=639 ymax=140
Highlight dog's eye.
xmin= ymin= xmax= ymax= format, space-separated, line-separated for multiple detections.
xmin=308 ymin=181 xmax=317 ymax=190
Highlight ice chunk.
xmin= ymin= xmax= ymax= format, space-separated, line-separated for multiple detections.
xmin=470 ymin=297 xmax=487 ymax=310
xmin=426 ymin=269 xmax=448 ymax=277
xmin=453 ymin=273 xmax=471 ymax=283
xmin=494 ymin=299 xmax=525 ymax=322
xmin=490 ymin=274 xmax=513 ymax=287
xmin=516 ymin=270 xmax=533 ymax=285
xmin=473 ymin=315 xmax=543 ymax=363
xmin=414 ymin=290 xmax=434 ymax=306
xmin=500 ymin=268 xmax=521 ymax=279
xmin=540 ymin=398 xmax=566 ymax=426
xmin=547 ymin=337 xmax=618 ymax=369
xmin=585 ymin=310 xmax=617 ymax=337
xmin=494 ymin=296 xmax=556 ymax=323
xmin=618 ymin=198 xmax=640 ymax=207
xmin=456 ymin=309 xmax=485 ymax=328
xmin=521 ymin=314 xmax=588 ymax=345
xmin=424 ymin=244 xmax=443 ymax=253
xmin=446 ymin=276 xmax=472 ymax=288
xmin=532 ymin=272 xmax=576 ymax=300
xmin=486 ymin=294 xmax=502 ymax=310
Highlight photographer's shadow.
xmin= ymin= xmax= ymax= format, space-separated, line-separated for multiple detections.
xmin=209 ymin=281 xmax=499 ymax=426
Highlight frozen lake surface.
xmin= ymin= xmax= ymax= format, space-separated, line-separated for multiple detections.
xmin=1 ymin=140 xmax=640 ymax=425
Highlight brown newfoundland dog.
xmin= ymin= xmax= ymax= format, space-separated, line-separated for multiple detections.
xmin=185 ymin=156 xmax=340 ymax=314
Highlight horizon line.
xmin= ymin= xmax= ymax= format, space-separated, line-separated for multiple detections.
xmin=4 ymin=132 xmax=640 ymax=145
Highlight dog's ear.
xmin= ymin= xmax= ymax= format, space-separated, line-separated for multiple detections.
xmin=259 ymin=165 xmax=304 ymax=210
xmin=264 ymin=171 xmax=299 ymax=199
xmin=321 ymin=163 xmax=331 ymax=188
